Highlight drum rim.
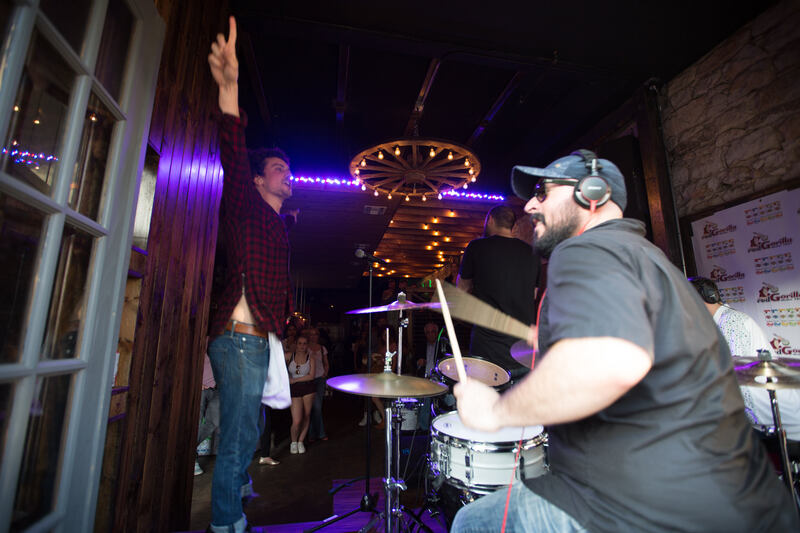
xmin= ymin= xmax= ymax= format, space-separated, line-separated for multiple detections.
xmin=430 ymin=412 xmax=546 ymax=449
xmin=435 ymin=356 xmax=511 ymax=386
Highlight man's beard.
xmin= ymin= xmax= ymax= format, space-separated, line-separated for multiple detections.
xmin=532 ymin=211 xmax=581 ymax=259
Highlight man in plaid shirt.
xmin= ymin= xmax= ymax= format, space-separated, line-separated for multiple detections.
xmin=206 ymin=16 xmax=293 ymax=533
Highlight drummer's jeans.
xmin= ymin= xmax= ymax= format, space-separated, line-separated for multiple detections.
xmin=451 ymin=482 xmax=586 ymax=533
xmin=207 ymin=331 xmax=270 ymax=532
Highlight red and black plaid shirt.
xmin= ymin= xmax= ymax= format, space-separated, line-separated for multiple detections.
xmin=209 ymin=112 xmax=293 ymax=336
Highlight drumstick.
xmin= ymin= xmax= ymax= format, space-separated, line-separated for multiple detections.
xmin=435 ymin=279 xmax=468 ymax=383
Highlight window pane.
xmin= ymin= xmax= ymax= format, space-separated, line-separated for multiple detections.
xmin=68 ymin=93 xmax=116 ymax=220
xmin=94 ymin=0 xmax=134 ymax=102
xmin=1 ymin=30 xmax=74 ymax=195
xmin=0 ymin=193 xmax=46 ymax=364
xmin=11 ymin=373 xmax=72 ymax=530
xmin=41 ymin=225 xmax=94 ymax=361
xmin=132 ymin=145 xmax=159 ymax=249
xmin=39 ymin=0 xmax=93 ymax=52
xmin=0 ymin=382 xmax=13 ymax=462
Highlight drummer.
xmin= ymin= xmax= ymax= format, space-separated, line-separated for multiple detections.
xmin=451 ymin=150 xmax=797 ymax=532
xmin=689 ymin=276 xmax=800 ymax=443
xmin=456 ymin=205 xmax=540 ymax=380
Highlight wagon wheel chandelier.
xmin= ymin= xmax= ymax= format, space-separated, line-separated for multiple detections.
xmin=349 ymin=138 xmax=481 ymax=201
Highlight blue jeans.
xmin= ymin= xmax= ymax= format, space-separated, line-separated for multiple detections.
xmin=309 ymin=377 xmax=327 ymax=439
xmin=207 ymin=332 xmax=270 ymax=531
xmin=451 ymin=482 xmax=586 ymax=533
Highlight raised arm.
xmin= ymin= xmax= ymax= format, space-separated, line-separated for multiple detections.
xmin=208 ymin=16 xmax=239 ymax=116
xmin=454 ymin=337 xmax=652 ymax=432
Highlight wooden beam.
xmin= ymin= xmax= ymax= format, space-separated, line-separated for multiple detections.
xmin=405 ymin=58 xmax=441 ymax=136
xmin=467 ymin=71 xmax=523 ymax=146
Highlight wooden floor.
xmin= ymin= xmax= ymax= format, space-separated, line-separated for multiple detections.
xmin=185 ymin=392 xmax=449 ymax=532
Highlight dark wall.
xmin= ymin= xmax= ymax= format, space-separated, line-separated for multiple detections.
xmin=114 ymin=0 xmax=229 ymax=531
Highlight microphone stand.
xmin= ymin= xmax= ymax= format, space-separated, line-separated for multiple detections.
xmin=306 ymin=263 xmax=378 ymax=532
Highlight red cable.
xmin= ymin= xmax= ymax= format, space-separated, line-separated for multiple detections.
xmin=501 ymin=429 xmax=526 ymax=533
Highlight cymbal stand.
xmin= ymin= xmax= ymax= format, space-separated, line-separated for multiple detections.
xmin=758 ymin=350 xmax=799 ymax=515
xmin=768 ymin=387 xmax=799 ymax=514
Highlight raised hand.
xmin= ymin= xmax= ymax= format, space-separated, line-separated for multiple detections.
xmin=208 ymin=16 xmax=239 ymax=115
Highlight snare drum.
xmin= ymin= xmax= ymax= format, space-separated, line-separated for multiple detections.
xmin=429 ymin=411 xmax=547 ymax=494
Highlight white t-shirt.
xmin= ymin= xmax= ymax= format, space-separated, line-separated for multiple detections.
xmin=714 ymin=306 xmax=800 ymax=440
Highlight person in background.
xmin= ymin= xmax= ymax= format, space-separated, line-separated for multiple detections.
xmin=256 ymin=405 xmax=279 ymax=466
xmin=286 ymin=334 xmax=316 ymax=453
xmin=195 ymin=352 xmax=219 ymax=475
xmin=457 ymin=204 xmax=540 ymax=380
xmin=307 ymin=327 xmax=329 ymax=442
xmin=282 ymin=323 xmax=297 ymax=353
xmin=689 ymin=276 xmax=800 ymax=441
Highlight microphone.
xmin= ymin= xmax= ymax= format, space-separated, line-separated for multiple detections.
xmin=355 ymin=249 xmax=386 ymax=264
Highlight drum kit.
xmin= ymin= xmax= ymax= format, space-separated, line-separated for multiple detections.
xmin=323 ymin=288 xmax=544 ymax=532
xmin=325 ymin=286 xmax=800 ymax=531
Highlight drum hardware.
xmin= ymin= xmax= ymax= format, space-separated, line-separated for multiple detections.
xmin=734 ymin=351 xmax=800 ymax=515
xmin=510 ymin=340 xmax=536 ymax=368
xmin=345 ymin=292 xmax=442 ymax=315
xmin=329 ymin=305 xmax=447 ymax=533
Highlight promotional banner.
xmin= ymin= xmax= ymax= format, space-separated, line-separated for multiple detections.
xmin=691 ymin=188 xmax=800 ymax=359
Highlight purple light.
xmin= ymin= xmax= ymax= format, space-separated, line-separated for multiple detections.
xmin=2 ymin=145 xmax=59 ymax=167
xmin=443 ymin=189 xmax=505 ymax=201
xmin=290 ymin=175 xmax=505 ymax=202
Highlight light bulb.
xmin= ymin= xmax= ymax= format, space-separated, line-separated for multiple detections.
xmin=463 ymin=183 xmax=468 ymax=189
xmin=438 ymin=193 xmax=443 ymax=200
xmin=387 ymin=193 xmax=392 ymax=199
xmin=433 ymin=218 xmax=439 ymax=223
xmin=405 ymin=195 xmax=410 ymax=202
xmin=471 ymin=177 xmax=476 ymax=182
xmin=429 ymin=147 xmax=436 ymax=157
xmin=361 ymin=184 xmax=367 ymax=191
xmin=468 ymin=168 xmax=474 ymax=175
xmin=13 ymin=105 xmax=20 ymax=112
xmin=421 ymin=195 xmax=427 ymax=201
xmin=378 ymin=151 xmax=384 ymax=160
xmin=448 ymin=151 xmax=453 ymax=160
xmin=394 ymin=146 xmax=401 ymax=156
xmin=464 ymin=158 xmax=470 ymax=167
xmin=355 ymin=168 xmax=360 ymax=175
xmin=361 ymin=159 xmax=366 ymax=167
xmin=374 ymin=190 xmax=379 ymax=197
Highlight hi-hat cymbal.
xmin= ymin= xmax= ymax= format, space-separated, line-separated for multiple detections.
xmin=327 ymin=372 xmax=448 ymax=398
xmin=510 ymin=340 xmax=536 ymax=368
xmin=733 ymin=356 xmax=800 ymax=390
xmin=346 ymin=300 xmax=442 ymax=314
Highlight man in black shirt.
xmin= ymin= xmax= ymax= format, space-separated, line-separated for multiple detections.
xmin=457 ymin=205 xmax=540 ymax=379
xmin=451 ymin=150 xmax=797 ymax=532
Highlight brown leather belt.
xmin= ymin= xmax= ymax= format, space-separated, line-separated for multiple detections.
xmin=224 ymin=320 xmax=268 ymax=338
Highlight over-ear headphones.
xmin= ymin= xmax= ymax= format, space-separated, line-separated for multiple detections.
xmin=571 ymin=149 xmax=611 ymax=209
xmin=688 ymin=276 xmax=721 ymax=305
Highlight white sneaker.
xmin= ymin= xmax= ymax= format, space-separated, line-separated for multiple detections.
xmin=290 ymin=441 xmax=299 ymax=454
xmin=358 ymin=412 xmax=368 ymax=426
xmin=297 ymin=442 xmax=306 ymax=454
xmin=373 ymin=410 xmax=382 ymax=424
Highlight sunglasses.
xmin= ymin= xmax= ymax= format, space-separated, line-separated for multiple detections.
xmin=533 ymin=178 xmax=578 ymax=202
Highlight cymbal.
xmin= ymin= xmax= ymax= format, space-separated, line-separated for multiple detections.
xmin=510 ymin=340 xmax=536 ymax=368
xmin=733 ymin=356 xmax=800 ymax=390
xmin=327 ymin=372 xmax=448 ymax=398
xmin=437 ymin=356 xmax=510 ymax=386
xmin=346 ymin=300 xmax=441 ymax=314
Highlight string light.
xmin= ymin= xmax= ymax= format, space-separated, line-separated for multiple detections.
xmin=374 ymin=190 xmax=379 ymax=196
xmin=387 ymin=193 xmax=392 ymax=199
xmin=463 ymin=183 xmax=468 ymax=189
xmin=468 ymin=168 xmax=474 ymax=175
xmin=464 ymin=158 xmax=470 ymax=167
xmin=432 ymin=231 xmax=440 ymax=236
xmin=448 ymin=151 xmax=453 ymax=160
xmin=421 ymin=195 xmax=427 ymax=201
xmin=360 ymin=158 xmax=366 ymax=167
xmin=378 ymin=151 xmax=384 ymax=160
xmin=438 ymin=193 xmax=443 ymax=200
xmin=394 ymin=146 xmax=401 ymax=156
xmin=405 ymin=195 xmax=410 ymax=202
xmin=444 ymin=236 xmax=451 ymax=242
xmin=355 ymin=168 xmax=360 ymax=175
xmin=429 ymin=147 xmax=436 ymax=157
xmin=422 ymin=224 xmax=429 ymax=230
xmin=13 ymin=105 xmax=20 ymax=112
xmin=426 ymin=245 xmax=432 ymax=250
xmin=471 ymin=176 xmax=476 ymax=182
xmin=432 ymin=218 xmax=439 ymax=223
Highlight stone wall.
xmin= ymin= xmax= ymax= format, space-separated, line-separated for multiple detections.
xmin=661 ymin=0 xmax=800 ymax=218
